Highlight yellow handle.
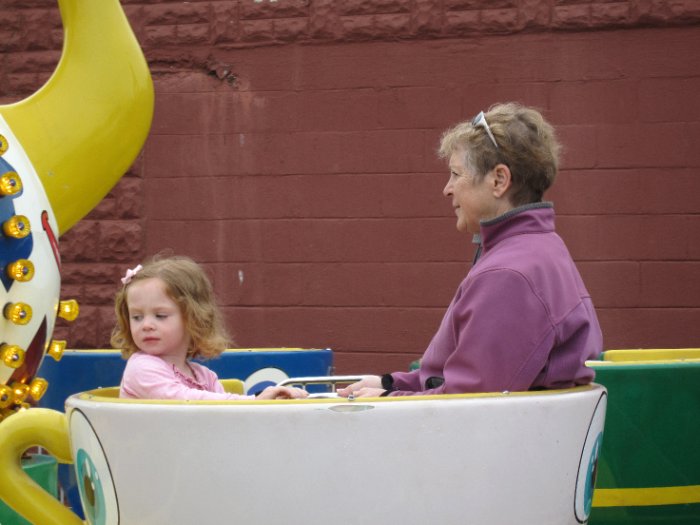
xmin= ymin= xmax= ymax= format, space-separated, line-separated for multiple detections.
xmin=0 ymin=408 xmax=83 ymax=525
xmin=0 ymin=0 xmax=154 ymax=235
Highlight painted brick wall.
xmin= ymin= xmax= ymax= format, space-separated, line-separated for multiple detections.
xmin=1 ymin=1 xmax=699 ymax=375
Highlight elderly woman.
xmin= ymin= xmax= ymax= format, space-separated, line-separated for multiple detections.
xmin=339 ymin=102 xmax=603 ymax=398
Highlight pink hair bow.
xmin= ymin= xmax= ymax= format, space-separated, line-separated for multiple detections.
xmin=121 ymin=264 xmax=143 ymax=285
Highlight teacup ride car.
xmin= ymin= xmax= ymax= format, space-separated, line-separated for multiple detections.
xmin=587 ymin=348 xmax=700 ymax=525
xmin=0 ymin=377 xmax=607 ymax=525
xmin=34 ymin=347 xmax=334 ymax=517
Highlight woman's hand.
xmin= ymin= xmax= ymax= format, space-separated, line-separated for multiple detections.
xmin=257 ymin=386 xmax=309 ymax=400
xmin=336 ymin=375 xmax=383 ymax=398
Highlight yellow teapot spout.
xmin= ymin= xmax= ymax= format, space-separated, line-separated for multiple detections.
xmin=0 ymin=0 xmax=153 ymax=412
xmin=0 ymin=0 xmax=154 ymax=235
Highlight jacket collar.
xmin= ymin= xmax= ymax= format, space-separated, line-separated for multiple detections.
xmin=472 ymin=202 xmax=554 ymax=261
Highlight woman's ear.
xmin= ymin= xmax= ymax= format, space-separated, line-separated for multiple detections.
xmin=491 ymin=164 xmax=512 ymax=198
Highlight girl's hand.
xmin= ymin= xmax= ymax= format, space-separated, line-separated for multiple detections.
xmin=257 ymin=386 xmax=309 ymax=400
xmin=336 ymin=375 xmax=382 ymax=397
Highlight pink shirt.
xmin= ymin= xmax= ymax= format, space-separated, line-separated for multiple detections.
xmin=120 ymin=352 xmax=253 ymax=400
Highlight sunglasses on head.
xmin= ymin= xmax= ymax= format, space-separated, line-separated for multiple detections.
xmin=471 ymin=111 xmax=498 ymax=149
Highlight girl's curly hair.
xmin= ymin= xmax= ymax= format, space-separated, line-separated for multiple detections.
xmin=111 ymin=255 xmax=231 ymax=360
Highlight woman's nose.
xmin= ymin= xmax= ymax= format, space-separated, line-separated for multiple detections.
xmin=443 ymin=181 xmax=452 ymax=197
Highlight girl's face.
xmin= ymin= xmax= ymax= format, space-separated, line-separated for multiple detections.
xmin=126 ymin=277 xmax=190 ymax=364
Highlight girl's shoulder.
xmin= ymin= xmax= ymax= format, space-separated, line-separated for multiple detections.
xmin=188 ymin=360 xmax=219 ymax=381
xmin=126 ymin=352 xmax=170 ymax=370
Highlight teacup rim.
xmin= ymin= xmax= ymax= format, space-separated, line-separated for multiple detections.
xmin=67 ymin=383 xmax=601 ymax=406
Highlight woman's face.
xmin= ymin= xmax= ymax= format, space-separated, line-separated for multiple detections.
xmin=442 ymin=150 xmax=499 ymax=234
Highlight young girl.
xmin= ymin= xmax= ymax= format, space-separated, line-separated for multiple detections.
xmin=112 ymin=255 xmax=308 ymax=401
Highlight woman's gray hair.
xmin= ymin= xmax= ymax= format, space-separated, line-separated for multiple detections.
xmin=439 ymin=102 xmax=562 ymax=206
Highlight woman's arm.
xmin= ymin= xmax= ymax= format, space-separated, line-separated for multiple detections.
xmin=389 ymin=269 xmax=553 ymax=396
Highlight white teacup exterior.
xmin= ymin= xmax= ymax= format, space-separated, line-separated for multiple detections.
xmin=60 ymin=385 xmax=606 ymax=525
